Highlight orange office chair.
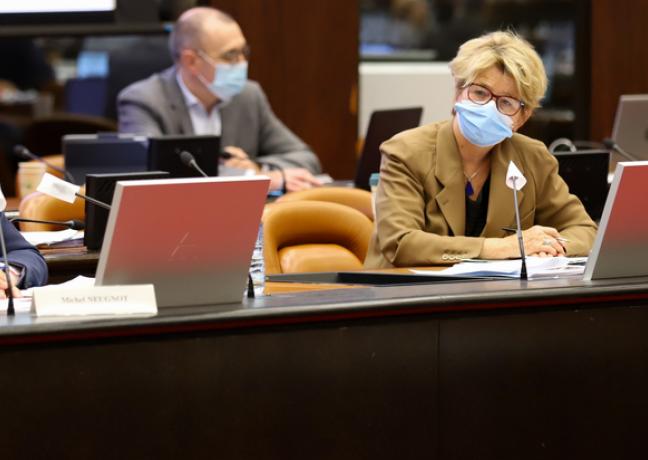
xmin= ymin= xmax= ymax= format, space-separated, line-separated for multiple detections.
xmin=262 ymin=200 xmax=374 ymax=274
xmin=17 ymin=190 xmax=85 ymax=232
xmin=275 ymin=186 xmax=374 ymax=221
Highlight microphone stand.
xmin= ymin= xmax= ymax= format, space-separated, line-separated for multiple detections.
xmin=603 ymin=138 xmax=639 ymax=161
xmin=10 ymin=217 xmax=85 ymax=230
xmin=76 ymin=192 xmax=111 ymax=210
xmin=0 ymin=216 xmax=16 ymax=315
xmin=14 ymin=145 xmax=76 ymax=183
xmin=512 ymin=177 xmax=528 ymax=280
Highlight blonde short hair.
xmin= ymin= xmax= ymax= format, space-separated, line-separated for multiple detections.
xmin=449 ymin=31 xmax=548 ymax=110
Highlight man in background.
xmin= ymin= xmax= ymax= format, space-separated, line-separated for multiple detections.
xmin=118 ymin=7 xmax=322 ymax=192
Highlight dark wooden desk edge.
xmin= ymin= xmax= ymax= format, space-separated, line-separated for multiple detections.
xmin=3 ymin=275 xmax=648 ymax=345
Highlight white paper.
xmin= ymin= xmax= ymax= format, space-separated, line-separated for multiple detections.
xmin=37 ymin=173 xmax=80 ymax=203
xmin=412 ymin=256 xmax=587 ymax=279
xmin=506 ymin=161 xmax=527 ymax=190
xmin=0 ymin=184 xmax=6 ymax=211
xmin=21 ymin=229 xmax=83 ymax=247
xmin=0 ymin=297 xmax=33 ymax=314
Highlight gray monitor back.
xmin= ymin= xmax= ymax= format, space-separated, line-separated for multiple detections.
xmin=612 ymin=94 xmax=648 ymax=161
xmin=584 ymin=161 xmax=648 ymax=280
xmin=95 ymin=176 xmax=270 ymax=307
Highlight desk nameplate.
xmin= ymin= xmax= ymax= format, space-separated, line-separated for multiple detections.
xmin=32 ymin=284 xmax=157 ymax=317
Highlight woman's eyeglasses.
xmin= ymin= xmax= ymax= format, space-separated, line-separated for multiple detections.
xmin=465 ymin=83 xmax=525 ymax=116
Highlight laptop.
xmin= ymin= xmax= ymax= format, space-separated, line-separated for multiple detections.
xmin=353 ymin=107 xmax=422 ymax=189
xmin=84 ymin=171 xmax=170 ymax=250
xmin=552 ymin=149 xmax=609 ymax=221
xmin=148 ymin=135 xmax=220 ymax=178
xmin=63 ymin=133 xmax=149 ymax=185
xmin=95 ymin=176 xmax=270 ymax=307
xmin=611 ymin=94 xmax=648 ymax=161
xmin=583 ymin=161 xmax=648 ymax=280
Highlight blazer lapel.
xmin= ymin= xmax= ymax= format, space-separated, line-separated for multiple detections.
xmin=161 ymin=67 xmax=194 ymax=135
xmin=434 ymin=121 xmax=466 ymax=237
xmin=482 ymin=140 xmax=525 ymax=236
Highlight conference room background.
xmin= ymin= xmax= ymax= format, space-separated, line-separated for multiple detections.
xmin=0 ymin=0 xmax=646 ymax=183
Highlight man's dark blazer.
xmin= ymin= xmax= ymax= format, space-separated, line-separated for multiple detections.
xmin=117 ymin=66 xmax=321 ymax=173
xmin=2 ymin=215 xmax=48 ymax=288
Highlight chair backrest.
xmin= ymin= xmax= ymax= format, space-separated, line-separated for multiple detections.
xmin=23 ymin=113 xmax=118 ymax=156
xmin=275 ymin=186 xmax=374 ymax=221
xmin=263 ymin=200 xmax=374 ymax=274
xmin=18 ymin=190 xmax=85 ymax=232
xmin=64 ymin=77 xmax=109 ymax=117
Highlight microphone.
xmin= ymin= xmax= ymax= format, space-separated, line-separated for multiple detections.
xmin=0 ymin=187 xmax=16 ymax=315
xmin=602 ymin=138 xmax=639 ymax=161
xmin=14 ymin=145 xmax=77 ymax=183
xmin=37 ymin=172 xmax=111 ymax=211
xmin=178 ymin=150 xmax=209 ymax=177
xmin=505 ymin=162 xmax=528 ymax=280
xmin=10 ymin=217 xmax=85 ymax=230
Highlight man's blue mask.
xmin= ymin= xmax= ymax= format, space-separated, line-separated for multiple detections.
xmin=198 ymin=51 xmax=248 ymax=103
xmin=454 ymin=100 xmax=513 ymax=147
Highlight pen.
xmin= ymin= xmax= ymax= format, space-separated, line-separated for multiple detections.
xmin=501 ymin=227 xmax=570 ymax=243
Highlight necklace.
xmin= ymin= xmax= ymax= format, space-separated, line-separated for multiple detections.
xmin=463 ymin=163 xmax=485 ymax=196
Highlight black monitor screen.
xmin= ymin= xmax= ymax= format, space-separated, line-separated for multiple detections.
xmin=554 ymin=149 xmax=610 ymax=222
xmin=148 ymin=135 xmax=220 ymax=178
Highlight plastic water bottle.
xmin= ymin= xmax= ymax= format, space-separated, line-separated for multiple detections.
xmin=369 ymin=173 xmax=380 ymax=218
xmin=249 ymin=223 xmax=265 ymax=296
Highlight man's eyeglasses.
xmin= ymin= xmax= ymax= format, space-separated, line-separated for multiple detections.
xmin=198 ymin=45 xmax=251 ymax=65
xmin=464 ymin=83 xmax=525 ymax=116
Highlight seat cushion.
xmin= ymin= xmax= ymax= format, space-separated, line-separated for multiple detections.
xmin=278 ymin=244 xmax=363 ymax=273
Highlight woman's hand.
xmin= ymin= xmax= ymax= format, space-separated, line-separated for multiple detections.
xmin=480 ymin=225 xmax=566 ymax=259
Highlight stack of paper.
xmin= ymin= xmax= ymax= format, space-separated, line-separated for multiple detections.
xmin=21 ymin=229 xmax=84 ymax=248
xmin=412 ymin=256 xmax=587 ymax=279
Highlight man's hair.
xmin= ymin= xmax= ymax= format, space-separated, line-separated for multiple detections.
xmin=449 ymin=30 xmax=548 ymax=110
xmin=168 ymin=7 xmax=235 ymax=62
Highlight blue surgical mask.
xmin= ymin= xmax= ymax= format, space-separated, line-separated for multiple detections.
xmin=454 ymin=100 xmax=513 ymax=147
xmin=199 ymin=55 xmax=248 ymax=103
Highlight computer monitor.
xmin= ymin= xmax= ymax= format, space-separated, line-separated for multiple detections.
xmin=553 ymin=149 xmax=609 ymax=221
xmin=84 ymin=170 xmax=170 ymax=250
xmin=148 ymin=135 xmax=220 ymax=178
xmin=611 ymin=94 xmax=648 ymax=161
xmin=95 ymin=176 xmax=270 ymax=307
xmin=354 ymin=107 xmax=422 ymax=190
xmin=583 ymin=161 xmax=648 ymax=280
xmin=63 ymin=133 xmax=149 ymax=185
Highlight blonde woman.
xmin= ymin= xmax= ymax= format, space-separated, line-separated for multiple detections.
xmin=365 ymin=31 xmax=596 ymax=268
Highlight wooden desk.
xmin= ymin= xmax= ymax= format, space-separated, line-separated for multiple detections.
xmin=2 ymin=275 xmax=648 ymax=458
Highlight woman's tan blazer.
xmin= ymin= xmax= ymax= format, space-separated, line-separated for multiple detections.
xmin=364 ymin=120 xmax=597 ymax=268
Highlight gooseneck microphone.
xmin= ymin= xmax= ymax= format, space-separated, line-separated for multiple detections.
xmin=178 ymin=150 xmax=209 ymax=177
xmin=511 ymin=177 xmax=528 ymax=280
xmin=9 ymin=217 xmax=85 ymax=230
xmin=78 ymin=193 xmax=111 ymax=210
xmin=602 ymin=138 xmax=639 ymax=161
xmin=14 ymin=145 xmax=77 ymax=183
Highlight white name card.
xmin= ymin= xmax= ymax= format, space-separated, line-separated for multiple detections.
xmin=32 ymin=284 xmax=157 ymax=317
